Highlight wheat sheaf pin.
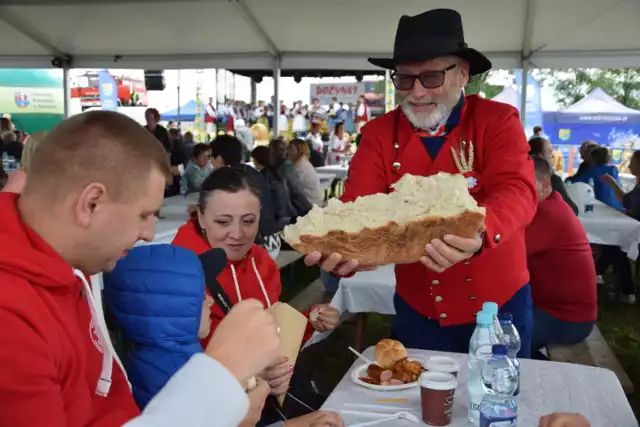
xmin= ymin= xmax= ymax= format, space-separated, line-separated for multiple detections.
xmin=451 ymin=140 xmax=481 ymax=193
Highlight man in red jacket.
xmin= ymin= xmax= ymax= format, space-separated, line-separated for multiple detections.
xmin=0 ymin=111 xmax=283 ymax=427
xmin=306 ymin=9 xmax=537 ymax=356
xmin=526 ymin=156 xmax=597 ymax=356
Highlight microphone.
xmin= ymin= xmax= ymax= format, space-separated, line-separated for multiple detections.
xmin=198 ymin=248 xmax=232 ymax=314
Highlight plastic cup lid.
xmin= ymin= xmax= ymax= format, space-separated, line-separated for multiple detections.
xmin=418 ymin=371 xmax=458 ymax=390
xmin=425 ymin=356 xmax=461 ymax=373
xmin=482 ymin=302 xmax=498 ymax=314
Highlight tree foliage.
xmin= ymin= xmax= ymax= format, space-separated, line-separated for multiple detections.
xmin=545 ymin=68 xmax=640 ymax=109
xmin=465 ymin=72 xmax=503 ymax=99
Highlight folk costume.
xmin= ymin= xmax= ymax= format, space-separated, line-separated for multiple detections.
xmin=342 ymin=9 xmax=537 ymax=356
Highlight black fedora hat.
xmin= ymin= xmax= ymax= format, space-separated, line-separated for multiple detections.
xmin=369 ymin=9 xmax=492 ymax=76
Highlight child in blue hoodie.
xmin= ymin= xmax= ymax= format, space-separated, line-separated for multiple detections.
xmin=570 ymin=145 xmax=624 ymax=211
xmin=105 ymin=244 xmax=212 ymax=409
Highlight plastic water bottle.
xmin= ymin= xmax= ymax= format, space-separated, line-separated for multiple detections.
xmin=482 ymin=302 xmax=504 ymax=343
xmin=585 ymin=178 xmax=595 ymax=214
xmin=499 ymin=313 xmax=521 ymax=396
xmin=479 ymin=344 xmax=518 ymax=426
xmin=468 ymin=311 xmax=499 ymax=426
xmin=179 ymin=175 xmax=188 ymax=197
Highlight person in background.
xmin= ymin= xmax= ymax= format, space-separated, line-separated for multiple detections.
xmin=287 ymin=138 xmax=323 ymax=206
xmin=183 ymin=131 xmax=196 ymax=160
xmin=568 ymin=140 xmax=598 ymax=181
xmin=328 ymin=122 xmax=351 ymax=157
xmin=251 ymin=146 xmax=295 ymax=229
xmin=569 ymin=146 xmax=623 ymax=210
xmin=210 ymin=134 xmax=282 ymax=259
xmin=306 ymin=121 xmax=324 ymax=153
xmin=528 ymin=136 xmax=578 ymax=215
xmin=205 ymin=97 xmax=217 ymax=136
xmin=105 ymin=245 xmax=214 ymax=409
xmin=171 ymin=168 xmax=340 ymax=409
xmin=235 ymin=119 xmax=255 ymax=162
xmin=145 ymin=108 xmax=172 ymax=154
xmin=269 ymin=139 xmax=313 ymax=219
xmin=525 ymin=156 xmax=596 ymax=357
xmin=602 ymin=150 xmax=640 ymax=221
xmin=184 ymin=143 xmax=213 ymax=193
xmin=354 ymin=95 xmax=370 ymax=132
xmin=2 ymin=131 xmax=47 ymax=194
xmin=0 ymin=110 xmax=283 ymax=427
xmin=532 ymin=125 xmax=543 ymax=138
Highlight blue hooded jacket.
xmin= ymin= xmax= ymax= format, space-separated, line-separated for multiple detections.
xmin=570 ymin=163 xmax=624 ymax=211
xmin=105 ymin=244 xmax=205 ymax=409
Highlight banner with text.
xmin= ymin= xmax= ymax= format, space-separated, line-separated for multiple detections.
xmin=310 ymin=83 xmax=366 ymax=105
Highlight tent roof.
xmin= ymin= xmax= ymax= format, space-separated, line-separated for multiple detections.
xmin=160 ymin=100 xmax=203 ymax=121
xmin=0 ymin=0 xmax=639 ymax=70
xmin=561 ymin=87 xmax=640 ymax=115
xmin=491 ymin=87 xmax=520 ymax=108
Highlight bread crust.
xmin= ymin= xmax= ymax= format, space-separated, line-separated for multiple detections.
xmin=287 ymin=209 xmax=485 ymax=266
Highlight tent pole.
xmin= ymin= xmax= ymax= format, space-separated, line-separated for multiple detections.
xmin=250 ymin=79 xmax=257 ymax=105
xmin=273 ymin=56 xmax=281 ymax=138
xmin=177 ymin=69 xmax=181 ymax=129
xmin=62 ymin=66 xmax=70 ymax=117
xmin=520 ymin=61 xmax=529 ymax=128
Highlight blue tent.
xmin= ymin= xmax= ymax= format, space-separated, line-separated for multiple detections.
xmin=160 ymin=100 xmax=205 ymax=122
xmin=543 ymin=88 xmax=640 ymax=172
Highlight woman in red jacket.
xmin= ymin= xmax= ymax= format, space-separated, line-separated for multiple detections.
xmin=172 ymin=165 xmax=340 ymax=395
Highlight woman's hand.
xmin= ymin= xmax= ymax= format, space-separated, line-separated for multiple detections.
xmin=260 ymin=356 xmax=292 ymax=395
xmin=284 ymin=411 xmax=344 ymax=427
xmin=310 ymin=304 xmax=340 ymax=332
xmin=600 ymin=174 xmax=615 ymax=184
xmin=304 ymin=252 xmax=376 ymax=277
xmin=539 ymin=413 xmax=590 ymax=427
xmin=238 ymin=377 xmax=270 ymax=427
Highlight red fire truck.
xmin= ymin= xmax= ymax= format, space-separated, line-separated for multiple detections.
xmin=70 ymin=71 xmax=148 ymax=111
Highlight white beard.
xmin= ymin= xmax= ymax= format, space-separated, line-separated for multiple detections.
xmin=400 ymin=101 xmax=451 ymax=130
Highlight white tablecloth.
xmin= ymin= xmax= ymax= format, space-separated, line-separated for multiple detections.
xmin=317 ymin=172 xmax=337 ymax=192
xmin=316 ymin=165 xmax=349 ymax=181
xmin=322 ymin=347 xmax=638 ymax=427
xmin=137 ymin=194 xmax=196 ymax=246
xmin=580 ymin=200 xmax=640 ymax=259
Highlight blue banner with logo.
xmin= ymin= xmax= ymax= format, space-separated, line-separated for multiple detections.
xmin=514 ymin=70 xmax=543 ymax=137
xmin=98 ymin=70 xmax=118 ymax=111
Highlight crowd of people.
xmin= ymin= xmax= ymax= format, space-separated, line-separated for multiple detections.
xmin=0 ymin=7 xmax=625 ymax=427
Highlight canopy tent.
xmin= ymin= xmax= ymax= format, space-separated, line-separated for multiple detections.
xmin=491 ymin=87 xmax=520 ymax=108
xmin=160 ymin=100 xmax=204 ymax=122
xmin=544 ymin=87 xmax=640 ymax=146
xmin=0 ymin=0 xmax=638 ymax=71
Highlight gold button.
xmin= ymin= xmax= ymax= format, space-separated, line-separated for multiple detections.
xmin=494 ymin=234 xmax=501 ymax=243
xmin=432 ymin=279 xmax=440 ymax=285
xmin=393 ymin=142 xmax=399 ymax=149
xmin=392 ymin=161 xmax=401 ymax=170
xmin=469 ymin=295 xmax=477 ymax=300
xmin=440 ymin=313 xmax=447 ymax=319
xmin=435 ymin=296 xmax=443 ymax=302
xmin=465 ymin=277 xmax=472 ymax=282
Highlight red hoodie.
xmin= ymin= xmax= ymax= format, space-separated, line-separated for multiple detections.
xmin=172 ymin=219 xmax=314 ymax=346
xmin=0 ymin=193 xmax=140 ymax=426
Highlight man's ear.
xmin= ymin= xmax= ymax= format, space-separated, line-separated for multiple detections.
xmin=75 ymin=182 xmax=109 ymax=228
xmin=458 ymin=60 xmax=470 ymax=86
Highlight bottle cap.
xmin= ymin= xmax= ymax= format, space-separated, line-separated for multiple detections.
xmin=482 ymin=302 xmax=498 ymax=315
xmin=492 ymin=344 xmax=508 ymax=356
xmin=499 ymin=313 xmax=513 ymax=323
xmin=476 ymin=311 xmax=492 ymax=326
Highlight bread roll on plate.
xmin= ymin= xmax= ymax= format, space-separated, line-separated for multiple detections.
xmin=283 ymin=173 xmax=485 ymax=266
xmin=375 ymin=339 xmax=408 ymax=369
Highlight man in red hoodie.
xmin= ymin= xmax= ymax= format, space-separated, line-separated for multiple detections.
xmin=0 ymin=111 xmax=283 ymax=427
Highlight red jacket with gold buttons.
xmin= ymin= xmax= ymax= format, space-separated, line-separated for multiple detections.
xmin=340 ymin=95 xmax=537 ymax=326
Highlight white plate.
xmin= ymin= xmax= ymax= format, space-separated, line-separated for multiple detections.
xmin=350 ymin=363 xmax=420 ymax=391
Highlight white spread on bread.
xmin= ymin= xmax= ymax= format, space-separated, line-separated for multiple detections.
xmin=284 ymin=173 xmax=485 ymax=243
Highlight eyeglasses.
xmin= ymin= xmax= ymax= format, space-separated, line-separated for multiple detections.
xmin=391 ymin=64 xmax=456 ymax=91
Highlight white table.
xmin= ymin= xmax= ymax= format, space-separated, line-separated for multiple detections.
xmin=318 ymin=172 xmax=337 ymax=192
xmin=137 ymin=194 xmax=196 ymax=246
xmin=322 ymin=347 xmax=638 ymax=427
xmin=579 ymin=200 xmax=640 ymax=259
xmin=316 ymin=165 xmax=349 ymax=181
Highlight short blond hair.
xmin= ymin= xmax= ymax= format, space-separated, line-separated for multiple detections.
xmin=290 ymin=138 xmax=310 ymax=159
xmin=20 ymin=131 xmax=47 ymax=173
xmin=24 ymin=111 xmax=171 ymax=202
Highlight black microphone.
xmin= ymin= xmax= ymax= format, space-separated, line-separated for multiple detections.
xmin=198 ymin=248 xmax=232 ymax=314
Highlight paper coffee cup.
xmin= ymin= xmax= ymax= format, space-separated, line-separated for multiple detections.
xmin=419 ymin=371 xmax=457 ymax=426
xmin=425 ymin=356 xmax=461 ymax=377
